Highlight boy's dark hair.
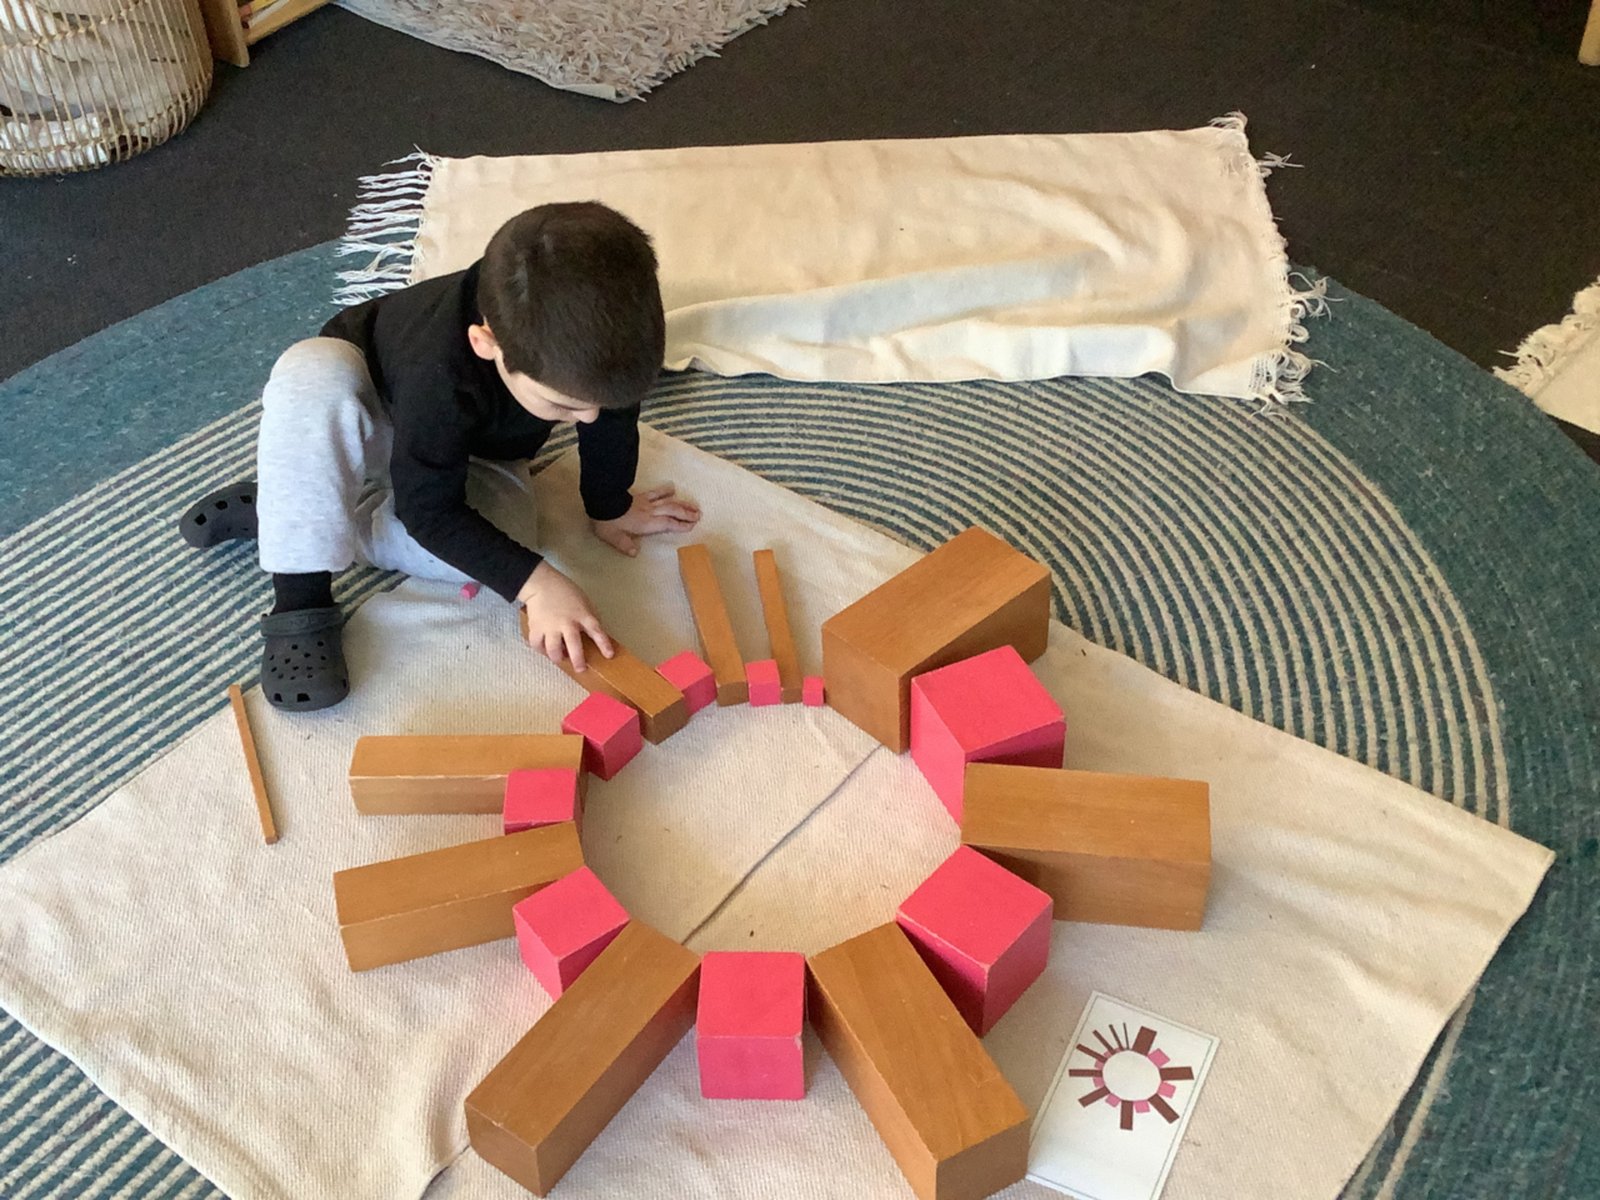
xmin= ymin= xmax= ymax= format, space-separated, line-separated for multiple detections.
xmin=478 ymin=202 xmax=665 ymax=409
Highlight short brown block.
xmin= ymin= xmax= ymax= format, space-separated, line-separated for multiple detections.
xmin=807 ymin=923 xmax=1029 ymax=1200
xmin=348 ymin=734 xmax=586 ymax=815
xmin=820 ymin=527 xmax=1051 ymax=752
xmin=961 ymin=764 xmax=1211 ymax=930
xmin=466 ymin=921 xmax=700 ymax=1195
xmin=677 ymin=543 xmax=749 ymax=705
xmin=333 ymin=823 xmax=583 ymax=971
xmin=536 ymin=622 xmax=689 ymax=744
xmin=753 ymin=548 xmax=804 ymax=704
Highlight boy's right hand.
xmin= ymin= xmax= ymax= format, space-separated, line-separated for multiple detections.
xmin=517 ymin=561 xmax=615 ymax=672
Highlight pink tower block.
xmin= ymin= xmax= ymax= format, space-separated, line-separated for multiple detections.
xmin=802 ymin=676 xmax=826 ymax=707
xmin=502 ymin=768 xmax=583 ymax=836
xmin=896 ymin=845 xmax=1053 ymax=1036
xmin=561 ymin=692 xmax=641 ymax=781
xmin=746 ymin=659 xmax=782 ymax=707
xmin=697 ymin=950 xmax=807 ymax=1100
xmin=909 ymin=644 xmax=1065 ymax=822
xmin=656 ymin=651 xmax=717 ymax=715
xmin=512 ymin=866 xmax=630 ymax=998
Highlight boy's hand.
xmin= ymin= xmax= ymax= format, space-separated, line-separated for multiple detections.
xmin=517 ymin=561 xmax=615 ymax=672
xmin=591 ymin=484 xmax=702 ymax=557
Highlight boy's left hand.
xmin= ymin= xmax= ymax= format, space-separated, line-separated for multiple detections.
xmin=591 ymin=483 xmax=702 ymax=557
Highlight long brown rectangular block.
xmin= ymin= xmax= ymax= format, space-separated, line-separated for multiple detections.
xmin=677 ymin=543 xmax=748 ymax=705
xmin=807 ymin=923 xmax=1029 ymax=1200
xmin=961 ymin=763 xmax=1211 ymax=930
xmin=753 ymin=548 xmax=804 ymax=704
xmin=536 ymin=622 xmax=690 ymax=743
xmin=820 ymin=527 xmax=1051 ymax=752
xmin=333 ymin=823 xmax=583 ymax=971
xmin=466 ymin=921 xmax=700 ymax=1196
xmin=348 ymin=734 xmax=586 ymax=815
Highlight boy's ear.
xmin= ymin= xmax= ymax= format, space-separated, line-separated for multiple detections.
xmin=466 ymin=322 xmax=500 ymax=362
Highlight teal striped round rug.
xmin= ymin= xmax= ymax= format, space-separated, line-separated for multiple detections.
xmin=1 ymin=242 xmax=1595 ymax=1199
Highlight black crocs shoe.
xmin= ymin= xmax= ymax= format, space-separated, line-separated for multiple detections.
xmin=180 ymin=482 xmax=258 ymax=548
xmin=261 ymin=607 xmax=348 ymax=712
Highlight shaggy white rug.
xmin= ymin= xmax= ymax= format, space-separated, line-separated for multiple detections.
xmin=332 ymin=0 xmax=802 ymax=100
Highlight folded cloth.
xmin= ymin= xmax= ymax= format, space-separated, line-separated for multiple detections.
xmin=340 ymin=119 xmax=1322 ymax=403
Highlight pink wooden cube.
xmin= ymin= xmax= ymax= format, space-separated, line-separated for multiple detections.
xmin=896 ymin=846 xmax=1052 ymax=1036
xmin=512 ymin=866 xmax=630 ymax=998
xmin=657 ymin=650 xmax=717 ymax=715
xmin=909 ymin=644 xmax=1065 ymax=822
xmin=746 ymin=659 xmax=782 ymax=707
xmin=802 ymin=676 xmax=826 ymax=707
xmin=697 ymin=950 xmax=806 ymax=1100
xmin=502 ymin=768 xmax=582 ymax=836
xmin=561 ymin=692 xmax=641 ymax=781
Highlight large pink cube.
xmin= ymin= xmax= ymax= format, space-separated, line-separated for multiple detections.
xmin=909 ymin=644 xmax=1065 ymax=822
xmin=657 ymin=651 xmax=717 ymax=715
xmin=561 ymin=692 xmax=641 ymax=781
xmin=896 ymin=846 xmax=1053 ymax=1036
xmin=746 ymin=659 xmax=782 ymax=707
xmin=502 ymin=768 xmax=583 ymax=836
xmin=512 ymin=866 xmax=630 ymax=998
xmin=696 ymin=950 xmax=806 ymax=1100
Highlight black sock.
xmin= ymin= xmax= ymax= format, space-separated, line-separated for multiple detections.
xmin=271 ymin=571 xmax=334 ymax=615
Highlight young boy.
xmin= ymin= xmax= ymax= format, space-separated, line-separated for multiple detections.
xmin=180 ymin=202 xmax=700 ymax=712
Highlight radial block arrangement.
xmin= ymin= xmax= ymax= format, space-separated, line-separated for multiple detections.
xmin=962 ymin=764 xmax=1212 ymax=930
xmin=895 ymin=846 xmax=1053 ymax=1036
xmin=657 ymin=650 xmax=717 ymax=715
xmin=807 ymin=923 xmax=1030 ymax=1200
xmin=697 ymin=950 xmax=807 ymax=1100
xmin=909 ymin=644 xmax=1066 ymax=822
xmin=333 ymin=823 xmax=584 ymax=971
xmin=561 ymin=692 xmax=642 ymax=781
xmin=466 ymin=921 xmax=700 ymax=1196
xmin=503 ymin=768 xmax=584 ymax=835
xmin=347 ymin=733 xmax=585 ymax=815
xmin=820 ymin=527 xmax=1052 ymax=753
xmin=513 ymin=866 xmax=630 ymax=998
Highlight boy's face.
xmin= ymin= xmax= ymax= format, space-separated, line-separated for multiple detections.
xmin=468 ymin=322 xmax=602 ymax=425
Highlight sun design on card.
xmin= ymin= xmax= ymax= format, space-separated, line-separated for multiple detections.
xmin=1071 ymin=1023 xmax=1196 ymax=1131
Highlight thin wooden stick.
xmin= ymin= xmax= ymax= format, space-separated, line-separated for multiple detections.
xmin=228 ymin=684 xmax=279 ymax=844
xmin=753 ymin=549 xmax=803 ymax=704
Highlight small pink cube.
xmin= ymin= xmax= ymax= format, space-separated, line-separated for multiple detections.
xmin=561 ymin=692 xmax=641 ymax=781
xmin=910 ymin=645 xmax=1065 ymax=822
xmin=502 ymin=768 xmax=582 ymax=836
xmin=896 ymin=846 xmax=1052 ymax=1036
xmin=802 ymin=676 xmax=825 ymax=707
xmin=657 ymin=651 xmax=716 ymax=715
xmin=747 ymin=659 xmax=782 ymax=707
xmin=512 ymin=866 xmax=630 ymax=998
xmin=697 ymin=950 xmax=806 ymax=1100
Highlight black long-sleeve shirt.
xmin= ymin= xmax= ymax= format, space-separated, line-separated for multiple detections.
xmin=321 ymin=261 xmax=639 ymax=601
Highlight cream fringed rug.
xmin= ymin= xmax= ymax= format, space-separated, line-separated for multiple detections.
xmin=331 ymin=0 xmax=801 ymax=100
xmin=1497 ymin=276 xmax=1600 ymax=436
xmin=0 ymin=429 xmax=1550 ymax=1200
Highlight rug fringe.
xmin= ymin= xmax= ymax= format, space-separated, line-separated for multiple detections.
xmin=1494 ymin=277 xmax=1600 ymax=398
xmin=333 ymin=149 xmax=440 ymax=306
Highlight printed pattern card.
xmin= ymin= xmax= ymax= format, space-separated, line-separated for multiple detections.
xmin=1029 ymin=992 xmax=1219 ymax=1200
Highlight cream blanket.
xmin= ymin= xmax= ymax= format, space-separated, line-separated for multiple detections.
xmin=0 ymin=430 xmax=1549 ymax=1200
xmin=340 ymin=121 xmax=1320 ymax=403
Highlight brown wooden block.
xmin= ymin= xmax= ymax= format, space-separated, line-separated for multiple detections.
xmin=676 ymin=543 xmax=749 ymax=705
xmin=348 ymin=734 xmax=586 ymax=815
xmin=752 ymin=548 xmax=804 ymax=704
xmin=961 ymin=763 xmax=1211 ymax=931
xmin=227 ymin=684 xmax=278 ymax=844
xmin=538 ymin=624 xmax=690 ymax=744
xmin=466 ymin=921 xmax=700 ymax=1195
xmin=820 ymin=527 xmax=1051 ymax=752
xmin=807 ymin=923 xmax=1029 ymax=1200
xmin=333 ymin=823 xmax=583 ymax=971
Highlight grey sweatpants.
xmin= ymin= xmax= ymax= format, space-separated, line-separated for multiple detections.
xmin=256 ymin=337 xmax=539 ymax=585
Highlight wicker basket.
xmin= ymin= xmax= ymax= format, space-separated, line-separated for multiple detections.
xmin=0 ymin=0 xmax=211 ymax=175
